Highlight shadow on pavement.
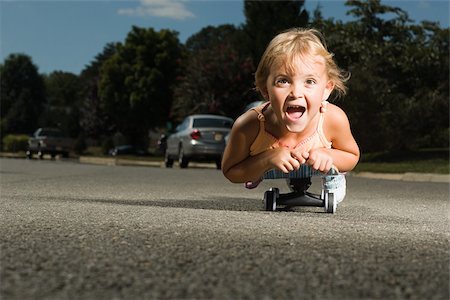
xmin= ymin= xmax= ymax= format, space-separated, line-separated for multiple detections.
xmin=31 ymin=195 xmax=264 ymax=212
xmin=27 ymin=195 xmax=380 ymax=215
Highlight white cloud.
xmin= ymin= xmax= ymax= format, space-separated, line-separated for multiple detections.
xmin=417 ymin=0 xmax=429 ymax=9
xmin=118 ymin=0 xmax=195 ymax=20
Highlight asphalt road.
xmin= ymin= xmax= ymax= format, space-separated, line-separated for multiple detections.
xmin=1 ymin=158 xmax=449 ymax=300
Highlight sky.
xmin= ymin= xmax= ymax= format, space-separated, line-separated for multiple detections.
xmin=1 ymin=0 xmax=449 ymax=75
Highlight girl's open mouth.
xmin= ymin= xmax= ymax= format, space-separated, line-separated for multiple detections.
xmin=286 ymin=105 xmax=306 ymax=120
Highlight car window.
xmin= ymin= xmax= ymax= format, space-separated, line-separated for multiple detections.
xmin=176 ymin=118 xmax=189 ymax=132
xmin=39 ymin=129 xmax=63 ymax=137
xmin=193 ymin=118 xmax=232 ymax=128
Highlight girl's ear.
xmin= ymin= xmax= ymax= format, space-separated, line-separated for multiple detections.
xmin=260 ymin=88 xmax=269 ymax=100
xmin=323 ymin=80 xmax=334 ymax=101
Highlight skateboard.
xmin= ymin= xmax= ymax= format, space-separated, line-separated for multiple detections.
xmin=262 ymin=165 xmax=342 ymax=213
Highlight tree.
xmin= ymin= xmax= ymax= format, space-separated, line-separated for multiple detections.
xmin=0 ymin=54 xmax=46 ymax=135
xmin=41 ymin=71 xmax=82 ymax=137
xmin=310 ymin=0 xmax=449 ymax=151
xmin=171 ymin=25 xmax=255 ymax=121
xmin=243 ymin=0 xmax=309 ymax=64
xmin=79 ymin=43 xmax=119 ymax=139
xmin=98 ymin=27 xmax=183 ymax=146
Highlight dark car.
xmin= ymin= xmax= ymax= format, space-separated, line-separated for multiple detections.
xmin=165 ymin=114 xmax=233 ymax=169
xmin=108 ymin=145 xmax=148 ymax=156
xmin=243 ymin=100 xmax=265 ymax=113
xmin=26 ymin=128 xmax=72 ymax=159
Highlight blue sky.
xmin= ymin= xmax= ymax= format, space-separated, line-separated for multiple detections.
xmin=1 ymin=0 xmax=448 ymax=75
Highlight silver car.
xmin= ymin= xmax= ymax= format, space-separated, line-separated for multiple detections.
xmin=165 ymin=114 xmax=233 ymax=169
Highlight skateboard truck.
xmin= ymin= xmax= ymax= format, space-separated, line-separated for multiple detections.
xmin=262 ymin=166 xmax=339 ymax=213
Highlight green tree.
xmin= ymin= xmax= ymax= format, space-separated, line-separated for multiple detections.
xmin=243 ymin=0 xmax=309 ymax=64
xmin=98 ymin=27 xmax=183 ymax=146
xmin=0 ymin=54 xmax=46 ymax=135
xmin=41 ymin=71 xmax=82 ymax=137
xmin=311 ymin=0 xmax=449 ymax=151
xmin=346 ymin=0 xmax=448 ymax=151
xmin=171 ymin=25 xmax=255 ymax=121
xmin=399 ymin=22 xmax=449 ymax=148
xmin=79 ymin=43 xmax=118 ymax=139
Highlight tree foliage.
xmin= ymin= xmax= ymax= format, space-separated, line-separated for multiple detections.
xmin=171 ymin=25 xmax=255 ymax=121
xmin=79 ymin=43 xmax=118 ymax=139
xmin=243 ymin=0 xmax=309 ymax=64
xmin=311 ymin=0 xmax=449 ymax=151
xmin=0 ymin=54 xmax=46 ymax=135
xmin=41 ymin=71 xmax=82 ymax=137
xmin=98 ymin=27 xmax=183 ymax=145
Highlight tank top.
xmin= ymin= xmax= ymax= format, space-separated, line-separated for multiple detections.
xmin=249 ymin=101 xmax=332 ymax=156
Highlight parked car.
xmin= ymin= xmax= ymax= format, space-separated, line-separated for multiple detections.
xmin=156 ymin=134 xmax=168 ymax=155
xmin=108 ymin=145 xmax=148 ymax=156
xmin=165 ymin=114 xmax=233 ymax=169
xmin=243 ymin=100 xmax=265 ymax=113
xmin=26 ymin=128 xmax=73 ymax=159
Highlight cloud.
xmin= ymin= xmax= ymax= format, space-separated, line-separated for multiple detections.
xmin=118 ymin=0 xmax=195 ymax=20
xmin=417 ymin=0 xmax=430 ymax=9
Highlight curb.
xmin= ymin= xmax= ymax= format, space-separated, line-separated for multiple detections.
xmin=351 ymin=171 xmax=449 ymax=183
xmin=78 ymin=156 xmax=449 ymax=183
xmin=78 ymin=156 xmax=217 ymax=169
xmin=79 ymin=156 xmax=163 ymax=168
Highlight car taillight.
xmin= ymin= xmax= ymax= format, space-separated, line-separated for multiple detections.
xmin=190 ymin=129 xmax=201 ymax=140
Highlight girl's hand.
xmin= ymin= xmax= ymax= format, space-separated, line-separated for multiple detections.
xmin=266 ymin=147 xmax=301 ymax=173
xmin=305 ymin=148 xmax=333 ymax=173
xmin=291 ymin=150 xmax=309 ymax=165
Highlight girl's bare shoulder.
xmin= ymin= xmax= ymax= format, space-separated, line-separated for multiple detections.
xmin=232 ymin=108 xmax=261 ymax=141
xmin=323 ymin=103 xmax=352 ymax=137
xmin=325 ymin=103 xmax=350 ymax=124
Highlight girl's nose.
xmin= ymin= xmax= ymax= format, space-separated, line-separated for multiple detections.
xmin=290 ymin=83 xmax=303 ymax=99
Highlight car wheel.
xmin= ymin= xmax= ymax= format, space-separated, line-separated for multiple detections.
xmin=215 ymin=158 xmax=222 ymax=170
xmin=165 ymin=151 xmax=174 ymax=168
xmin=178 ymin=146 xmax=189 ymax=168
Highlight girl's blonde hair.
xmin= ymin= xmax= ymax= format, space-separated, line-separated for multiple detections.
xmin=255 ymin=28 xmax=349 ymax=99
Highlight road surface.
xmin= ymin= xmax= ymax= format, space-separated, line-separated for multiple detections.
xmin=1 ymin=158 xmax=448 ymax=299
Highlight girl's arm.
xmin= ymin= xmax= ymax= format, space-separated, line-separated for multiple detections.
xmin=319 ymin=104 xmax=360 ymax=172
xmin=222 ymin=110 xmax=300 ymax=183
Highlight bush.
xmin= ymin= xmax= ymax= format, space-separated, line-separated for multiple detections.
xmin=101 ymin=137 xmax=114 ymax=155
xmin=2 ymin=134 xmax=29 ymax=152
xmin=73 ymin=135 xmax=87 ymax=155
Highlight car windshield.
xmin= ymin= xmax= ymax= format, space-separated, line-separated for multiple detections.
xmin=40 ymin=129 xmax=63 ymax=137
xmin=193 ymin=118 xmax=232 ymax=128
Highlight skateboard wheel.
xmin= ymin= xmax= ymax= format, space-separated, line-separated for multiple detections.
xmin=264 ymin=188 xmax=278 ymax=211
xmin=324 ymin=192 xmax=336 ymax=214
xmin=272 ymin=187 xmax=280 ymax=199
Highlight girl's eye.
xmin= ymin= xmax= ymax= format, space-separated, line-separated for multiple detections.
xmin=275 ymin=78 xmax=289 ymax=86
xmin=305 ymin=79 xmax=317 ymax=85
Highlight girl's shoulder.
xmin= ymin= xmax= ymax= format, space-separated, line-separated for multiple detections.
xmin=323 ymin=103 xmax=351 ymax=136
xmin=325 ymin=103 xmax=349 ymax=123
xmin=233 ymin=106 xmax=261 ymax=137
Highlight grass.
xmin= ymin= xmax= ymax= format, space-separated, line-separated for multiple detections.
xmin=354 ymin=148 xmax=449 ymax=174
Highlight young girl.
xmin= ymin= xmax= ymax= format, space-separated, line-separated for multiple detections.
xmin=222 ymin=28 xmax=360 ymax=200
